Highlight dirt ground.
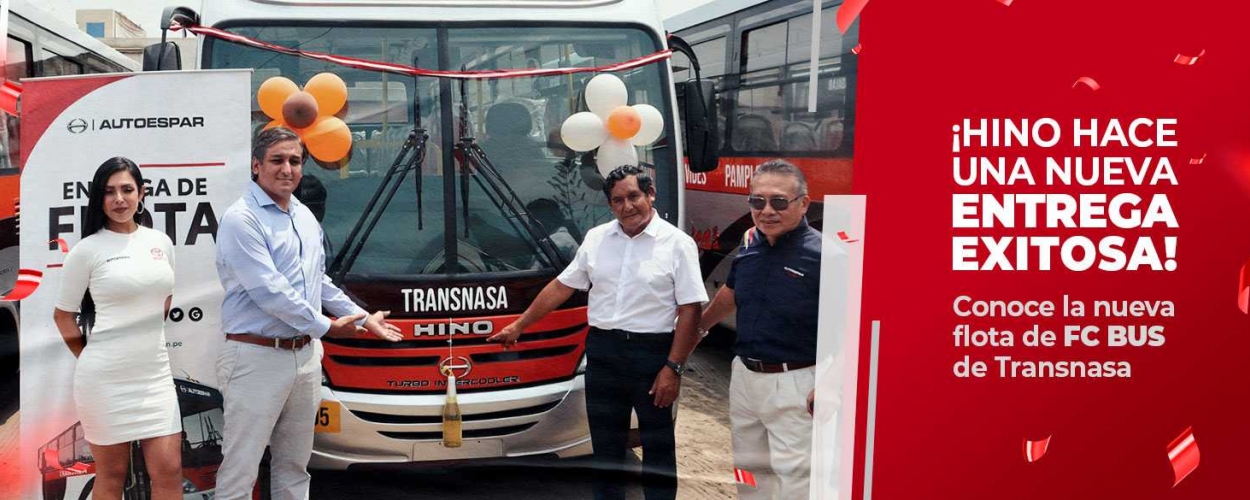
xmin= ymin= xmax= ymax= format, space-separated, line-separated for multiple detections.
xmin=0 ymin=343 xmax=738 ymax=500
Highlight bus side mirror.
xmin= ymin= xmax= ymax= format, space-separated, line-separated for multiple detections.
xmin=679 ymin=80 xmax=720 ymax=173
xmin=669 ymin=34 xmax=720 ymax=173
xmin=145 ymin=6 xmax=200 ymax=71
xmin=142 ymin=42 xmax=181 ymax=71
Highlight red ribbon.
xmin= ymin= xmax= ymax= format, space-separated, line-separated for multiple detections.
xmin=172 ymin=22 xmax=672 ymax=80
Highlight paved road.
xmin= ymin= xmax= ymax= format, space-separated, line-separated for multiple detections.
xmin=0 ymin=343 xmax=737 ymax=500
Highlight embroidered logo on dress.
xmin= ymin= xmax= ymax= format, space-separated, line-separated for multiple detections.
xmin=151 ymin=248 xmax=165 ymax=260
xmin=783 ymin=266 xmax=806 ymax=278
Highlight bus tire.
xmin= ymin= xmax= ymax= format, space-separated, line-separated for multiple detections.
xmin=41 ymin=477 xmax=66 ymax=500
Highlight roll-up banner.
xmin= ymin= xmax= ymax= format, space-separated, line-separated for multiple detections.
xmin=18 ymin=70 xmax=250 ymax=500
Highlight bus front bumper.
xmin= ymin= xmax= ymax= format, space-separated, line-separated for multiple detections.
xmin=309 ymin=375 xmax=592 ymax=470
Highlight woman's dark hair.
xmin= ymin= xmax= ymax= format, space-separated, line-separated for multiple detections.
xmin=79 ymin=157 xmax=147 ymax=333
xmin=83 ymin=157 xmax=146 ymax=237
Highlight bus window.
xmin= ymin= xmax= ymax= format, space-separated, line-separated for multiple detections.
xmin=742 ymin=22 xmax=786 ymax=73
xmin=5 ymin=36 xmax=31 ymax=80
xmin=211 ymin=25 xmax=444 ymax=276
xmin=449 ymin=26 xmax=662 ymax=272
xmin=73 ymin=422 xmax=92 ymax=463
xmin=672 ymin=37 xmax=727 ymax=83
xmin=39 ymin=49 xmax=83 ymax=76
xmin=211 ymin=24 xmax=674 ymax=277
xmin=731 ymin=8 xmax=853 ymax=155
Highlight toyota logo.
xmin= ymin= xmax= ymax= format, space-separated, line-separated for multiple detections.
xmin=66 ymin=119 xmax=88 ymax=134
xmin=439 ymin=356 xmax=472 ymax=379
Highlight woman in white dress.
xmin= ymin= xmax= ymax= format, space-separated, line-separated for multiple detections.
xmin=52 ymin=157 xmax=183 ymax=500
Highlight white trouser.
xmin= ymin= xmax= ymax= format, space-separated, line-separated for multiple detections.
xmin=214 ymin=339 xmax=321 ymax=500
xmin=730 ymin=356 xmax=815 ymax=500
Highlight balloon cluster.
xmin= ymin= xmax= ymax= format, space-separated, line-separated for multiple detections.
xmin=560 ymin=74 xmax=664 ymax=176
xmin=257 ymin=73 xmax=352 ymax=166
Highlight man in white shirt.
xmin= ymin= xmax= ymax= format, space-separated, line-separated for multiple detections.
xmin=490 ymin=165 xmax=707 ymax=500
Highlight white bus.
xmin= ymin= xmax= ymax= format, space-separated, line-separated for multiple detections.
xmin=156 ymin=0 xmax=714 ymax=470
xmin=1 ymin=0 xmax=140 ymax=373
xmin=667 ymin=0 xmax=859 ymax=333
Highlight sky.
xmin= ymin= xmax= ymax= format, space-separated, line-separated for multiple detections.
xmin=63 ymin=0 xmax=714 ymax=36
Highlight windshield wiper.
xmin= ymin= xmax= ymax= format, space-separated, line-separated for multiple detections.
xmin=454 ymin=76 xmax=569 ymax=270
xmin=328 ymin=58 xmax=429 ymax=281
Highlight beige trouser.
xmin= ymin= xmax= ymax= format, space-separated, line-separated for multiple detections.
xmin=730 ymin=356 xmax=815 ymax=500
xmin=214 ymin=339 xmax=321 ymax=500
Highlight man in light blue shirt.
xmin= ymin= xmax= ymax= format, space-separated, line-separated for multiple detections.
xmin=214 ymin=127 xmax=401 ymax=500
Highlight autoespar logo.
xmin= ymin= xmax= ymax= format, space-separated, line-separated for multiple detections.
xmin=66 ymin=115 xmax=206 ymax=133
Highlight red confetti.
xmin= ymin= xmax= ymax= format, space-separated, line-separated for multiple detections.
xmin=0 ymin=269 xmax=43 ymax=301
xmin=1167 ymin=426 xmax=1200 ymax=487
xmin=1173 ymin=49 xmax=1206 ymax=66
xmin=1072 ymin=77 xmax=1101 ymax=91
xmin=837 ymin=231 xmax=861 ymax=243
xmin=50 ymin=238 xmax=68 ymax=254
xmin=1189 ymin=153 xmax=1206 ymax=165
xmin=836 ymin=0 xmax=869 ymax=34
xmin=851 ymin=43 xmax=863 ymax=55
xmin=1023 ymin=435 xmax=1051 ymax=462
xmin=995 ymin=0 xmax=1015 ymax=5
xmin=733 ymin=468 xmax=757 ymax=488
xmin=1239 ymin=259 xmax=1250 ymax=314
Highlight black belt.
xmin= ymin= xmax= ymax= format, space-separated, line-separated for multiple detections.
xmin=226 ymin=333 xmax=312 ymax=350
xmin=590 ymin=327 xmax=674 ymax=342
xmin=741 ymin=357 xmax=815 ymax=373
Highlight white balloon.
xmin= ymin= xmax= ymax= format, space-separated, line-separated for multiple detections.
xmin=585 ymin=74 xmax=628 ymax=121
xmin=595 ymin=138 xmax=639 ymax=177
xmin=630 ymin=104 xmax=664 ymax=146
xmin=560 ymin=112 xmax=608 ymax=152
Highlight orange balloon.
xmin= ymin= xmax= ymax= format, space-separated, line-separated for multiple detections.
xmin=315 ymin=144 xmax=353 ymax=171
xmin=606 ymin=106 xmax=642 ymax=139
xmin=257 ymin=77 xmax=298 ymax=120
xmin=304 ymin=73 xmax=348 ymax=117
xmin=303 ymin=117 xmax=352 ymax=162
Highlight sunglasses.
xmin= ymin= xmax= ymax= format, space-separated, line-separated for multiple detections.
xmin=747 ymin=194 xmax=806 ymax=211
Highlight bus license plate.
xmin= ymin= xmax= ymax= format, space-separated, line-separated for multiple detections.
xmin=315 ymin=400 xmax=341 ymax=433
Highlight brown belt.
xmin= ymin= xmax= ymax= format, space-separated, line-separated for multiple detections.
xmin=226 ymin=333 xmax=312 ymax=351
xmin=741 ymin=358 xmax=815 ymax=373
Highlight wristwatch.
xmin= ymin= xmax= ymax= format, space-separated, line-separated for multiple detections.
xmin=665 ymin=359 xmax=687 ymax=376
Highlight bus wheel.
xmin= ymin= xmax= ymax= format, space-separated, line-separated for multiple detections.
xmin=41 ymin=477 xmax=66 ymax=500
xmin=76 ymin=477 xmax=94 ymax=500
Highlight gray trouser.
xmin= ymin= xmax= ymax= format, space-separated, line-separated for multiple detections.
xmin=730 ymin=357 xmax=815 ymax=500
xmin=215 ymin=339 xmax=321 ymax=500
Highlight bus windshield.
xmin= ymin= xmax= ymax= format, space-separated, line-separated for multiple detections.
xmin=209 ymin=24 xmax=674 ymax=277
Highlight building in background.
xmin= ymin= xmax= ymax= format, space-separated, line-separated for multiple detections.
xmin=76 ymin=9 xmax=145 ymax=39
xmin=74 ymin=8 xmax=197 ymax=68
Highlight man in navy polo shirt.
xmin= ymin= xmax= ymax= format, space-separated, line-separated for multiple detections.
xmin=700 ymin=159 xmax=820 ymax=500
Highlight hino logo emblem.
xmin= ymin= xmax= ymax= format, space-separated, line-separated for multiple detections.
xmin=439 ymin=356 xmax=472 ymax=378
xmin=67 ymin=119 xmax=88 ymax=134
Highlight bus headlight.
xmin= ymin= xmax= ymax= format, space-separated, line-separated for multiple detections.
xmin=321 ymin=367 xmax=331 ymax=387
xmin=575 ymin=353 xmax=587 ymax=375
xmin=183 ymin=477 xmax=197 ymax=493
